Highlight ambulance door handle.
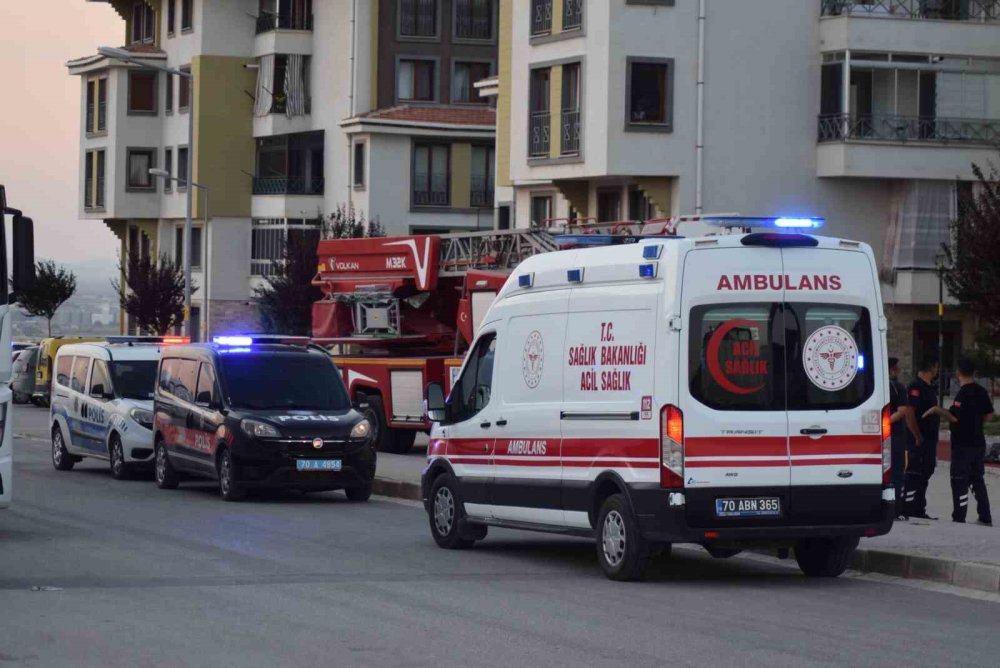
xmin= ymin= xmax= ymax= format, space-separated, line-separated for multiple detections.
xmin=800 ymin=427 xmax=827 ymax=436
xmin=480 ymin=421 xmax=491 ymax=429
xmin=496 ymin=419 xmax=507 ymax=427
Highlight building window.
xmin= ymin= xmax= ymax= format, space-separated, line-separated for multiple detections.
xmin=628 ymin=187 xmax=656 ymax=221
xmin=178 ymin=66 xmax=191 ymax=111
xmin=86 ymin=80 xmax=96 ymax=133
xmin=626 ymin=58 xmax=673 ymax=131
xmin=253 ymin=131 xmax=325 ymax=195
xmin=530 ymin=195 xmax=552 ymax=226
xmin=163 ymin=148 xmax=173 ymax=192
xmin=529 ymin=68 xmax=551 ymax=158
xmin=165 ymin=73 xmax=174 ymax=114
xmin=97 ymin=79 xmax=106 ymax=131
xmin=598 ymin=189 xmax=622 ymax=222
xmin=168 ymin=0 xmax=176 ymax=35
xmin=454 ymin=0 xmax=494 ymax=40
xmin=412 ymin=143 xmax=450 ymax=207
xmin=128 ymin=70 xmax=158 ymax=114
xmin=131 ymin=1 xmax=156 ymax=44
xmin=85 ymin=150 xmax=106 ymax=209
xmin=263 ymin=54 xmax=311 ymax=115
xmin=470 ymin=145 xmax=494 ymax=208
xmin=127 ymin=149 xmax=157 ymax=191
xmin=531 ymin=0 xmax=552 ymax=36
xmin=452 ymin=61 xmax=492 ymax=103
xmin=251 ymin=218 xmax=321 ymax=277
xmin=181 ymin=0 xmax=193 ymax=31
xmin=256 ymin=0 xmax=314 ymax=33
xmin=561 ymin=63 xmax=581 ymax=156
xmin=96 ymin=150 xmax=106 ymax=208
xmin=177 ymin=146 xmax=189 ymax=189
xmin=563 ymin=0 xmax=583 ymax=31
xmin=353 ymin=141 xmax=366 ymax=189
xmin=175 ymin=226 xmax=204 ymax=270
xmin=398 ymin=59 xmax=436 ymax=102
xmin=84 ymin=151 xmax=95 ymax=209
xmin=399 ymin=0 xmax=437 ymax=38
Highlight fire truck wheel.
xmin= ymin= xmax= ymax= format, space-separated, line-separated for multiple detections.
xmin=794 ymin=537 xmax=858 ymax=577
xmin=429 ymin=474 xmax=476 ymax=549
xmin=596 ymin=494 xmax=651 ymax=581
xmin=392 ymin=430 xmax=416 ymax=454
xmin=359 ymin=394 xmax=396 ymax=452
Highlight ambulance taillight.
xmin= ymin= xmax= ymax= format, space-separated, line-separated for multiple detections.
xmin=660 ymin=405 xmax=684 ymax=489
xmin=881 ymin=404 xmax=892 ymax=485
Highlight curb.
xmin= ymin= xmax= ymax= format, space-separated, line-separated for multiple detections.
xmin=372 ymin=476 xmax=422 ymax=502
xmin=849 ymin=548 xmax=1000 ymax=593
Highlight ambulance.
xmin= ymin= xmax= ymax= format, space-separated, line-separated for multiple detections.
xmin=422 ymin=217 xmax=894 ymax=581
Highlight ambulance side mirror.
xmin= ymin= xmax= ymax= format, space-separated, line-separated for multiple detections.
xmin=425 ymin=382 xmax=446 ymax=423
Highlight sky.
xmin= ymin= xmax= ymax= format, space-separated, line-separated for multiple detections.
xmin=0 ymin=1 xmax=123 ymax=265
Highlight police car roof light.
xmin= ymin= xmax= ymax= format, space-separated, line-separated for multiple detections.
xmin=213 ymin=335 xmax=254 ymax=346
xmin=566 ymin=268 xmax=584 ymax=283
xmin=740 ymin=232 xmax=819 ymax=248
xmin=774 ymin=217 xmax=824 ymax=229
xmin=857 ymin=354 xmax=865 ymax=370
xmin=518 ymin=273 xmax=534 ymax=288
xmin=702 ymin=216 xmax=825 ymax=230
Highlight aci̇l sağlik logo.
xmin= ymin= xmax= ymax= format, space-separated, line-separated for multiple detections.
xmin=522 ymin=330 xmax=544 ymax=389
xmin=803 ymin=325 xmax=858 ymax=391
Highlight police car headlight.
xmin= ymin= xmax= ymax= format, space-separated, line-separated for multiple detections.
xmin=240 ymin=419 xmax=281 ymax=439
xmin=350 ymin=419 xmax=372 ymax=440
xmin=129 ymin=408 xmax=154 ymax=429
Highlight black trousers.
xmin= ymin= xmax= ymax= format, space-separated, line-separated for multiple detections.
xmin=950 ymin=446 xmax=992 ymax=523
xmin=903 ymin=440 xmax=937 ymax=516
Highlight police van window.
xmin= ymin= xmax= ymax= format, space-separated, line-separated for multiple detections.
xmin=89 ymin=360 xmax=113 ymax=396
xmin=175 ymin=360 xmax=200 ymax=403
xmin=784 ymin=303 xmax=874 ymax=410
xmin=71 ymin=356 xmax=92 ymax=394
xmin=113 ymin=361 xmax=158 ymax=400
xmin=689 ymin=303 xmax=785 ymax=411
xmin=158 ymin=358 xmax=178 ymax=394
xmin=55 ymin=356 xmax=74 ymax=388
xmin=448 ymin=333 xmax=496 ymax=423
xmin=219 ymin=354 xmax=350 ymax=411
xmin=195 ymin=363 xmax=218 ymax=406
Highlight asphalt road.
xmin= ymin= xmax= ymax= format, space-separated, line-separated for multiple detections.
xmin=2 ymin=404 xmax=999 ymax=668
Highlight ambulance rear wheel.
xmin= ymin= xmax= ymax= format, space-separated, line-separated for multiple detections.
xmin=596 ymin=494 xmax=651 ymax=581
xmin=794 ymin=537 xmax=858 ymax=577
xmin=429 ymin=474 xmax=476 ymax=549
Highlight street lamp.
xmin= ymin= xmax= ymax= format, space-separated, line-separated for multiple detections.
xmin=99 ymin=46 xmax=195 ymax=339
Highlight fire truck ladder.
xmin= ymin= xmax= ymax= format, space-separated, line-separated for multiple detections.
xmin=437 ymin=228 xmax=559 ymax=277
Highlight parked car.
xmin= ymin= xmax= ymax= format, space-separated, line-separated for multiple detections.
xmin=11 ymin=346 xmax=38 ymax=404
xmin=33 ymin=337 xmax=105 ymax=407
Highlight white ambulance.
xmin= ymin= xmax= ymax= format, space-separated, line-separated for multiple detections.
xmin=422 ymin=218 xmax=894 ymax=581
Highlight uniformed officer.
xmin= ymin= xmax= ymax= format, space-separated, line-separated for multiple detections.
xmin=928 ymin=358 xmax=994 ymax=525
xmin=903 ymin=356 xmax=941 ymax=519
xmin=888 ymin=357 xmax=920 ymax=519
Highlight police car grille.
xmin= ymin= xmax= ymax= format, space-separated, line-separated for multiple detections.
xmin=277 ymin=439 xmax=354 ymax=456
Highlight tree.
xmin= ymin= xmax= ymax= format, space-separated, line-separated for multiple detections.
xmin=323 ymin=204 xmax=386 ymax=239
xmin=17 ymin=260 xmax=77 ymax=336
xmin=254 ymin=232 xmax=323 ymax=335
xmin=112 ymin=252 xmax=191 ymax=335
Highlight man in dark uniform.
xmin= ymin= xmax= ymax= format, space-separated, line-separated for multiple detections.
xmin=903 ymin=355 xmax=940 ymax=519
xmin=930 ymin=358 xmax=994 ymax=525
xmin=888 ymin=357 xmax=920 ymax=518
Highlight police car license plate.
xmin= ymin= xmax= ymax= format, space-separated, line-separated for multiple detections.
xmin=296 ymin=459 xmax=342 ymax=472
xmin=715 ymin=497 xmax=781 ymax=518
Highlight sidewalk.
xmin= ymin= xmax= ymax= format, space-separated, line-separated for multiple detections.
xmin=372 ymin=438 xmax=1000 ymax=592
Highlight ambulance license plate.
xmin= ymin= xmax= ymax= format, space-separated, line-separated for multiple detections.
xmin=296 ymin=459 xmax=342 ymax=472
xmin=715 ymin=497 xmax=781 ymax=518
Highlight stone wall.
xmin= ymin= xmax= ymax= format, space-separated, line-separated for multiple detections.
xmin=209 ymin=300 xmax=262 ymax=337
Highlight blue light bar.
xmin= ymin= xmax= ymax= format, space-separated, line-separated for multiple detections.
xmin=518 ymin=273 xmax=534 ymax=288
xmin=857 ymin=354 xmax=865 ymax=370
xmin=774 ymin=217 xmax=824 ymax=229
xmin=567 ymin=268 xmax=584 ymax=283
xmin=213 ymin=335 xmax=253 ymax=346
xmin=218 ymin=347 xmax=252 ymax=354
xmin=639 ymin=263 xmax=658 ymax=279
xmin=642 ymin=244 xmax=663 ymax=259
xmin=702 ymin=216 xmax=825 ymax=230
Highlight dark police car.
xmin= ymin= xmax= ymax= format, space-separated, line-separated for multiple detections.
xmin=152 ymin=336 xmax=375 ymax=501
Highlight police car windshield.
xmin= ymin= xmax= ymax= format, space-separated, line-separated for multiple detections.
xmin=112 ymin=361 xmax=158 ymax=400
xmin=219 ymin=354 xmax=349 ymax=411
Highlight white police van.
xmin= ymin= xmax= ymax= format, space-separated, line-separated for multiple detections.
xmin=50 ymin=339 xmax=182 ymax=479
xmin=423 ymin=217 xmax=894 ymax=581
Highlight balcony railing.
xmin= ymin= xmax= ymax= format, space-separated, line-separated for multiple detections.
xmin=255 ymin=11 xmax=313 ymax=33
xmin=563 ymin=0 xmax=583 ymax=30
xmin=529 ymin=110 xmax=551 ymax=157
xmin=531 ymin=0 xmax=553 ymax=35
xmin=268 ymin=96 xmax=311 ymax=115
xmin=820 ymin=0 xmax=999 ymax=23
xmin=561 ymin=108 xmax=581 ymax=155
xmin=455 ymin=14 xmax=493 ymax=39
xmin=413 ymin=179 xmax=450 ymax=206
xmin=252 ymin=176 xmax=325 ymax=195
xmin=470 ymin=177 xmax=494 ymax=207
xmin=400 ymin=4 xmax=437 ymax=37
xmin=818 ymin=113 xmax=1000 ymax=145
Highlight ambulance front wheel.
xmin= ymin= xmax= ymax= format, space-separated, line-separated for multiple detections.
xmin=596 ymin=494 xmax=651 ymax=581
xmin=429 ymin=473 xmax=479 ymax=550
xmin=794 ymin=536 xmax=858 ymax=578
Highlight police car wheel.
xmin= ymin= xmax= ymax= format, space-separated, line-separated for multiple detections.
xmin=109 ymin=435 xmax=130 ymax=481
xmin=218 ymin=449 xmax=245 ymax=502
xmin=345 ymin=482 xmax=373 ymax=502
xmin=154 ymin=442 xmax=180 ymax=489
xmin=596 ymin=494 xmax=651 ymax=581
xmin=794 ymin=537 xmax=857 ymax=578
xmin=429 ymin=474 xmax=476 ymax=549
xmin=51 ymin=426 xmax=75 ymax=471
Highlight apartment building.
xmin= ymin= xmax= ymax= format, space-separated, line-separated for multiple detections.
xmin=69 ymin=0 xmax=498 ymax=337
xmin=496 ymin=0 xmax=1000 ymax=377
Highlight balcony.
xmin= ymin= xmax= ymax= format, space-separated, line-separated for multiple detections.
xmin=252 ymin=176 xmax=324 ymax=195
xmin=455 ymin=0 xmax=494 ymax=39
xmin=563 ymin=0 xmax=583 ymax=31
xmin=529 ymin=110 xmax=551 ymax=158
xmin=560 ymin=108 xmax=581 ymax=155
xmin=531 ymin=0 xmax=553 ymax=36
xmin=470 ymin=177 xmax=494 ymax=207
xmin=821 ymin=0 xmax=999 ymax=23
xmin=818 ymin=113 xmax=1000 ymax=144
xmin=413 ymin=181 xmax=449 ymax=206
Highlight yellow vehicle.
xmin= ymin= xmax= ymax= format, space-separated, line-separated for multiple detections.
xmin=33 ymin=337 xmax=104 ymax=406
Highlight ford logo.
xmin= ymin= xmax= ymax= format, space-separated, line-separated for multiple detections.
xmin=312 ymin=438 xmax=324 ymax=450
xmin=837 ymin=470 xmax=853 ymax=479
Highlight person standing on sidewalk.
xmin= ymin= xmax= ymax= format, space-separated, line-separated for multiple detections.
xmin=889 ymin=357 xmax=921 ymax=518
xmin=926 ymin=357 xmax=994 ymax=525
xmin=903 ymin=356 xmax=941 ymax=519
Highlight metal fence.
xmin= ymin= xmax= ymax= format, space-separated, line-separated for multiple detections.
xmin=455 ymin=0 xmax=493 ymax=39
xmin=561 ymin=109 xmax=581 ymax=155
xmin=563 ymin=0 xmax=583 ymax=30
xmin=529 ymin=110 xmax=551 ymax=157
xmin=531 ymin=0 xmax=553 ymax=35
xmin=818 ymin=113 xmax=1000 ymax=144
xmin=400 ymin=1 xmax=437 ymax=37
xmin=252 ymin=176 xmax=325 ymax=195
xmin=820 ymin=0 xmax=999 ymax=22
xmin=470 ymin=176 xmax=494 ymax=207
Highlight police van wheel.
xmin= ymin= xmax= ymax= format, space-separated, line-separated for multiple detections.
xmin=51 ymin=426 xmax=75 ymax=471
xmin=218 ymin=449 xmax=245 ymax=502
xmin=597 ymin=494 xmax=651 ymax=581
xmin=109 ymin=435 xmax=130 ymax=480
xmin=345 ymin=482 xmax=373 ymax=502
xmin=429 ymin=474 xmax=476 ymax=549
xmin=154 ymin=442 xmax=179 ymax=490
xmin=794 ymin=537 xmax=858 ymax=577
